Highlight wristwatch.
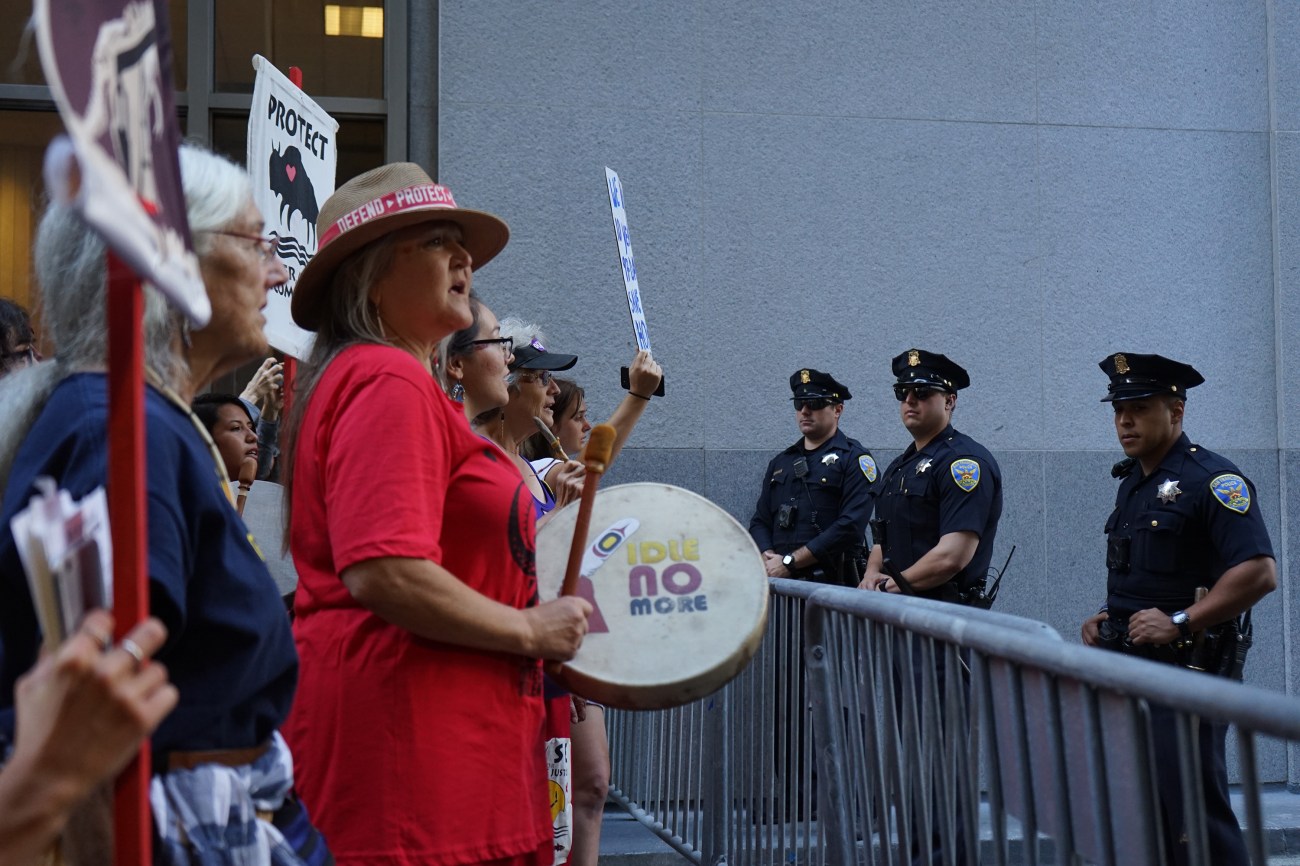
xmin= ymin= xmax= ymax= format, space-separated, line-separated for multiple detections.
xmin=1170 ymin=610 xmax=1192 ymax=640
xmin=782 ymin=554 xmax=796 ymax=570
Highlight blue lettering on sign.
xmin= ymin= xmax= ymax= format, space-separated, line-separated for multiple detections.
xmin=628 ymin=290 xmax=643 ymax=314
xmin=629 ymin=595 xmax=708 ymax=616
xmin=634 ymin=320 xmax=651 ymax=348
xmin=621 ymin=254 xmax=637 ymax=283
xmin=609 ymin=176 xmax=622 ymax=208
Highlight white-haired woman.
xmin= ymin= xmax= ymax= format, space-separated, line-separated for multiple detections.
xmin=0 ymin=145 xmax=331 ymax=864
xmin=281 ymin=163 xmax=590 ymax=866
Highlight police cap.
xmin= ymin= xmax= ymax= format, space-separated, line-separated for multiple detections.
xmin=1099 ymin=352 xmax=1203 ymax=402
xmin=891 ymin=349 xmax=969 ymax=393
xmin=789 ymin=368 xmax=851 ymax=402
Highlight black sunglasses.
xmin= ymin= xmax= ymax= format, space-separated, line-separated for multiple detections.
xmin=894 ymin=385 xmax=944 ymax=402
xmin=794 ymin=399 xmax=832 ymax=412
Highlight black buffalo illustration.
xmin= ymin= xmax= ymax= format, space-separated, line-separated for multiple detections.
xmin=269 ymin=145 xmax=319 ymax=244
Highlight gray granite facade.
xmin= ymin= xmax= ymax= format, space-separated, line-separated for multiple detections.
xmin=426 ymin=1 xmax=1300 ymax=786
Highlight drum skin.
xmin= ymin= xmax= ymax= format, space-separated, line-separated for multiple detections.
xmin=537 ymin=483 xmax=769 ymax=709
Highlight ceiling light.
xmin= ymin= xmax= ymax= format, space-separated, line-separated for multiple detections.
xmin=324 ymin=4 xmax=383 ymax=39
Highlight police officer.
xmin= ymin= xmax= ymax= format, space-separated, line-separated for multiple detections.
xmin=749 ymin=368 xmax=878 ymax=587
xmin=861 ymin=349 xmax=1003 ymax=604
xmin=1082 ymin=352 xmax=1276 ymax=866
xmin=863 ymin=348 xmax=1002 ymax=865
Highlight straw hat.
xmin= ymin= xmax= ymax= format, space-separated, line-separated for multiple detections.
xmin=291 ymin=163 xmax=509 ymax=331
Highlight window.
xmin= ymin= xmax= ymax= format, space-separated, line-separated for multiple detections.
xmin=214 ymin=0 xmax=384 ymax=99
xmin=0 ymin=110 xmax=63 ymax=323
xmin=0 ymin=1 xmax=188 ymax=90
xmin=0 ymin=0 xmax=405 ymax=355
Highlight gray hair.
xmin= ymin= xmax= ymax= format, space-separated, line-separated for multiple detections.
xmin=179 ymin=144 xmax=253 ymax=254
xmin=31 ymin=203 xmax=184 ymax=383
xmin=497 ymin=316 xmax=546 ymax=389
xmin=0 ymin=144 xmax=252 ymax=484
xmin=0 ymin=362 xmax=65 ymax=484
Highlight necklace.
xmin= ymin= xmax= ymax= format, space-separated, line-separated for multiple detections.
xmin=144 ymin=368 xmax=236 ymax=506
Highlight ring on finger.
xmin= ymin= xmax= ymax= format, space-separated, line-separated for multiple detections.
xmin=118 ymin=638 xmax=146 ymax=671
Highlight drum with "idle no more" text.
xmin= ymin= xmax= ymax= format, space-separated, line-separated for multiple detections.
xmin=536 ymin=482 xmax=769 ymax=710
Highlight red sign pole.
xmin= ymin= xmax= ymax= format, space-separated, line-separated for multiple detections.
xmin=281 ymin=65 xmax=305 ymax=417
xmin=107 ymin=251 xmax=150 ymax=865
xmin=278 ymin=63 xmax=308 ymax=416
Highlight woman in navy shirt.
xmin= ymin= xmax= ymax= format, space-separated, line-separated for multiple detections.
xmin=0 ymin=146 xmax=329 ymax=865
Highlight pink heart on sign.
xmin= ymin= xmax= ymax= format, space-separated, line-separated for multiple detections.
xmin=285 ymin=165 xmax=297 ymax=182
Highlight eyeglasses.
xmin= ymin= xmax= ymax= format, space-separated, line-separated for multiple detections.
xmin=469 ymin=336 xmax=513 ymax=358
xmin=516 ymin=369 xmax=554 ymax=386
xmin=793 ymin=399 xmax=832 ymax=412
xmin=209 ymin=230 xmax=281 ymax=262
xmin=894 ymin=385 xmax=943 ymax=402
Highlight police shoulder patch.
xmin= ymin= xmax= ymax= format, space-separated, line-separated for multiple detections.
xmin=1210 ymin=474 xmax=1250 ymax=514
xmin=950 ymin=458 xmax=980 ymax=492
xmin=859 ymin=454 xmax=878 ymax=482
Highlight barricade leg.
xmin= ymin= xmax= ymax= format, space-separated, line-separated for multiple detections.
xmin=806 ymin=605 xmax=857 ymax=866
xmin=1153 ymin=705 xmax=1248 ymax=866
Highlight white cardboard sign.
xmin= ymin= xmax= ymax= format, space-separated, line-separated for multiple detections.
xmin=604 ymin=168 xmax=652 ymax=352
xmin=247 ymin=55 xmax=339 ymax=358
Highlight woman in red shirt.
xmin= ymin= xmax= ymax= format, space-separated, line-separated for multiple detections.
xmin=282 ymin=163 xmax=591 ymax=866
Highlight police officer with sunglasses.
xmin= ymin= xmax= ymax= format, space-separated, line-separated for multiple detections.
xmin=862 ymin=349 xmax=1003 ymax=607
xmin=748 ymin=368 xmax=878 ymax=587
xmin=862 ymin=349 xmax=1002 ymax=865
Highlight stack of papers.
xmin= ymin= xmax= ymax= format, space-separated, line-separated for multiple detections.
xmin=9 ymin=478 xmax=112 ymax=649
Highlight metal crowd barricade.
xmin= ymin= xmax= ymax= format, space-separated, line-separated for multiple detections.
xmin=607 ymin=579 xmax=1062 ymax=866
xmin=606 ymin=578 xmax=823 ymax=866
xmin=804 ymin=587 xmax=1300 ymax=865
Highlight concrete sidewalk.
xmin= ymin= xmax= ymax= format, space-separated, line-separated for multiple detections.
xmin=598 ymin=787 xmax=1300 ymax=864
xmin=597 ymin=806 xmax=691 ymax=865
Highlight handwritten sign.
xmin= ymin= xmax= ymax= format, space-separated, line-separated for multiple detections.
xmin=604 ymin=168 xmax=652 ymax=352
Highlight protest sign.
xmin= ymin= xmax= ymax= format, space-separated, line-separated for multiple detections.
xmin=604 ymin=168 xmax=652 ymax=352
xmin=248 ymin=55 xmax=338 ymax=358
xmin=35 ymin=0 xmax=207 ymax=324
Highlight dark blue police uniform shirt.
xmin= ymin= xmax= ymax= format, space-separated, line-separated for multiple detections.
xmin=873 ymin=424 xmax=1002 ymax=597
xmin=0 ymin=374 xmax=297 ymax=752
xmin=1104 ymin=432 xmax=1273 ymax=616
xmin=748 ymin=428 xmax=878 ymax=563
